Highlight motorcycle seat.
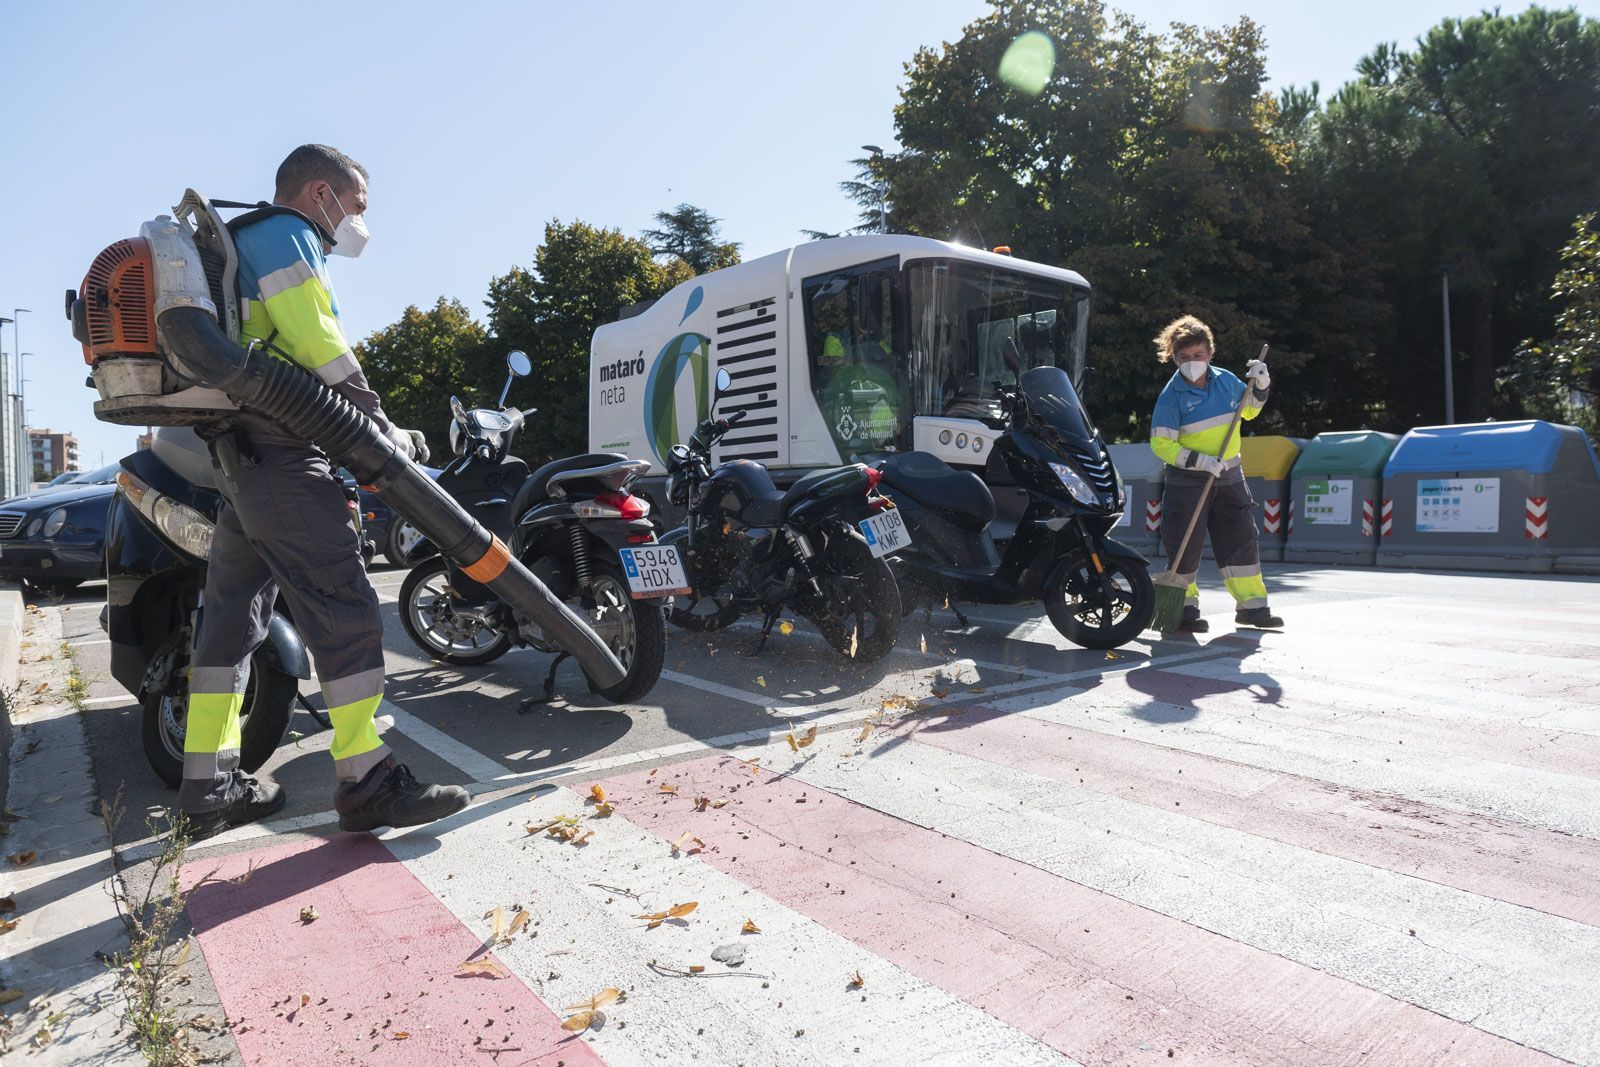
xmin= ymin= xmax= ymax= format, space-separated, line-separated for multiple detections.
xmin=516 ymin=452 xmax=629 ymax=513
xmin=879 ymin=451 xmax=996 ymax=532
xmin=739 ymin=467 xmax=853 ymax=528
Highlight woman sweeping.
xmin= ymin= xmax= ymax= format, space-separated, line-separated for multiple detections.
xmin=1148 ymin=316 xmax=1284 ymax=632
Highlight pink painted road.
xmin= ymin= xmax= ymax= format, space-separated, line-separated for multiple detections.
xmin=155 ymin=577 xmax=1600 ymax=1066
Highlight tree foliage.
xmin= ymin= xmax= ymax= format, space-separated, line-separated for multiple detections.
xmin=641 ymin=203 xmax=742 ymax=274
xmin=356 ymin=297 xmax=490 ymax=458
xmin=1506 ymin=214 xmax=1600 ymax=436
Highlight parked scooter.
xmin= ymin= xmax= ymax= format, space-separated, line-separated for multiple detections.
xmin=663 ymin=368 xmax=906 ymax=660
xmin=877 ymin=339 xmax=1155 ymax=649
xmin=104 ymin=427 xmax=309 ymax=787
xmin=398 ymin=351 xmax=670 ymax=703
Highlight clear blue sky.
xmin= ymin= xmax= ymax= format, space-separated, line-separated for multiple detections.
xmin=4 ymin=0 xmax=1594 ymax=469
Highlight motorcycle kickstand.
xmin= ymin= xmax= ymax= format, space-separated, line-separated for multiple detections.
xmin=947 ymin=597 xmax=970 ymax=628
xmin=519 ymin=651 xmax=571 ymax=713
xmin=297 ymin=692 xmax=331 ymax=730
xmin=750 ymin=608 xmax=782 ymax=655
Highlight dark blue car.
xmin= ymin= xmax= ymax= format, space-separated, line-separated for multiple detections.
xmin=0 ymin=462 xmax=122 ymax=595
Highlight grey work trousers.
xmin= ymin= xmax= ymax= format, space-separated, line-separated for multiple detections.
xmin=1160 ymin=465 xmax=1270 ymax=610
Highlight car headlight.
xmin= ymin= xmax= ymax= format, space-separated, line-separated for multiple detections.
xmin=43 ymin=508 xmax=69 ymax=538
xmin=1049 ymin=461 xmax=1101 ymax=506
xmin=117 ymin=472 xmax=215 ymax=560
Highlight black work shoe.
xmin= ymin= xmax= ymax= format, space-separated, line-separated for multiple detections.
xmin=185 ymin=775 xmax=286 ymax=841
xmin=1179 ymin=606 xmax=1209 ymax=633
xmin=1235 ymin=607 xmax=1285 ymax=629
xmin=335 ymin=756 xmax=469 ymax=833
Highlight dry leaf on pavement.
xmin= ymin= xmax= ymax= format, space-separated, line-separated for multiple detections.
xmin=741 ymin=919 xmax=761 ymax=934
xmin=299 ymin=993 xmax=310 ymax=1008
xmin=391 ymin=1031 xmax=410 ymax=1040
xmin=659 ymin=784 xmax=679 ymax=795
xmin=7 ymin=851 xmax=37 ymax=867
xmin=488 ymin=905 xmax=507 ymax=943
xmin=506 ymin=911 xmax=530 ymax=939
xmin=561 ymin=987 xmax=620 ymax=1032
xmin=694 ymin=796 xmax=710 ymax=812
xmin=592 ymin=801 xmax=615 ymax=818
xmin=0 ymin=989 xmax=23 ymax=1005
xmin=848 ymin=625 xmax=859 ymax=659
xmin=848 ymin=969 xmax=866 ymax=990
xmin=0 ymin=917 xmax=20 ymax=935
xmin=298 ymin=905 xmax=318 ymax=924
xmin=755 ymin=676 xmax=767 ymax=688
xmin=457 ymin=959 xmax=507 ymax=979
xmin=590 ymin=784 xmax=607 ymax=805
xmin=670 ymin=832 xmax=706 ymax=855
xmin=636 ymin=901 xmax=697 ymax=928
xmin=779 ymin=621 xmax=794 ymax=635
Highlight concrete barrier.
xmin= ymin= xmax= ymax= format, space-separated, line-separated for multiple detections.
xmin=1107 ymin=444 xmax=1165 ymax=558
xmin=1285 ymin=431 xmax=1402 ymax=566
xmin=1376 ymin=420 xmax=1600 ymax=574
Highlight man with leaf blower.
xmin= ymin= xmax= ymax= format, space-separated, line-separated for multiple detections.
xmin=1147 ymin=316 xmax=1283 ymax=633
xmin=182 ymin=144 xmax=467 ymax=839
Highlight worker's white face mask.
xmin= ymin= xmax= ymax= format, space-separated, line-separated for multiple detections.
xmin=1179 ymin=359 xmax=1208 ymax=382
xmin=319 ymin=188 xmax=370 ymax=259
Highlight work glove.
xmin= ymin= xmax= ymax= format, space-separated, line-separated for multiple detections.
xmin=386 ymin=426 xmax=430 ymax=464
xmin=1245 ymin=359 xmax=1270 ymax=392
xmin=1190 ymin=453 xmax=1227 ymax=478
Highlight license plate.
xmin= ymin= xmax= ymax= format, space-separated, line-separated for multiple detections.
xmin=859 ymin=508 xmax=912 ymax=558
xmin=618 ymin=544 xmax=691 ymax=599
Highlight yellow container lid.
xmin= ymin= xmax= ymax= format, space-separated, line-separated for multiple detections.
xmin=1241 ymin=436 xmax=1300 ymax=479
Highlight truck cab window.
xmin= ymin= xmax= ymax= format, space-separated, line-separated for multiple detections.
xmin=802 ymin=258 xmax=904 ymax=457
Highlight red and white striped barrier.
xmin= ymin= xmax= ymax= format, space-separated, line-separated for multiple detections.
xmin=1525 ymin=496 xmax=1549 ymax=539
xmin=1288 ymin=499 xmax=1295 ymax=536
xmin=1360 ymin=499 xmax=1375 ymax=537
xmin=1145 ymin=499 xmax=1162 ymax=533
xmin=1380 ymin=498 xmax=1394 ymax=537
xmin=1263 ymin=499 xmax=1282 ymax=535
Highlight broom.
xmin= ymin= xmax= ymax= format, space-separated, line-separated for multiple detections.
xmin=1149 ymin=345 xmax=1267 ymax=634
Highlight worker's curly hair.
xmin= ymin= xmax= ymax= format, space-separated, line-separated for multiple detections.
xmin=1153 ymin=315 xmax=1214 ymax=364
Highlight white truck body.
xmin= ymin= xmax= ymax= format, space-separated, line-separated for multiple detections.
xmin=588 ymin=234 xmax=1091 ymax=481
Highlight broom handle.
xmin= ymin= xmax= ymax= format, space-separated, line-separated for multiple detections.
xmin=1163 ymin=346 xmax=1267 ymax=579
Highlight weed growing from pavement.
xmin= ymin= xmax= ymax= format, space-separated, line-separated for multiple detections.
xmin=101 ymin=791 xmax=240 ymax=1066
xmin=61 ymin=641 xmax=90 ymax=713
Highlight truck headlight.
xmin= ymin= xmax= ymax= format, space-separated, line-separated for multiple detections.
xmin=43 ymin=507 xmax=69 ymax=538
xmin=117 ymin=472 xmax=215 ymax=560
xmin=1049 ymin=462 xmax=1101 ymax=506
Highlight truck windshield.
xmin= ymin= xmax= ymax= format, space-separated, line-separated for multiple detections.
xmin=905 ymin=260 xmax=1089 ymax=425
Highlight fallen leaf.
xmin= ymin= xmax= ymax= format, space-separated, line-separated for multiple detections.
xmin=712 ymin=799 xmax=728 ymax=809
xmin=636 ymin=901 xmax=698 ymax=927
xmin=32 ymin=1027 xmax=51 ymax=1048
xmin=391 ymin=1030 xmax=410 ymax=1040
xmin=848 ymin=625 xmax=859 ymax=659
xmin=0 ymin=989 xmax=23 ymax=1005
xmin=919 ymin=633 xmax=927 ymax=654
xmin=785 ymin=732 xmax=799 ymax=753
xmin=0 ymin=917 xmax=19 ymax=934
xmin=507 ymin=911 xmax=530 ymax=939
xmin=847 ymin=969 xmax=866 ymax=990
xmin=658 ymin=784 xmax=678 ymax=795
xmin=489 ymin=905 xmax=507 ymax=943
xmin=741 ymin=919 xmax=761 ymax=934
xmin=857 ymin=722 xmax=874 ymax=743
xmin=7 ymin=851 xmax=37 ymax=867
xmin=930 ymin=687 xmax=951 ymax=699
xmin=457 ymin=959 xmax=507 ymax=979
xmin=1105 ymin=650 xmax=1122 ymax=661
xmin=561 ymin=1010 xmax=597 ymax=1032
xmin=299 ymin=993 xmax=310 ymax=1008
xmin=573 ymin=829 xmax=594 ymax=846
xmin=796 ymin=725 xmax=817 ymax=748
xmin=590 ymin=784 xmax=607 ymax=805
xmin=778 ymin=621 xmax=794 ymax=636
xmin=689 ymin=965 xmax=706 ymax=974
xmin=755 ymin=676 xmax=767 ymax=688
xmin=563 ymin=988 xmax=620 ymax=1013
xmin=670 ymin=832 xmax=706 ymax=855
xmin=592 ymin=802 xmax=615 ymax=818
xmin=298 ymin=905 xmax=318 ymax=924
xmin=33 ymin=683 xmax=48 ymax=694
xmin=693 ymin=796 xmax=710 ymax=812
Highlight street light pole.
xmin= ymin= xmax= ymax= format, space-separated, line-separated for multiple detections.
xmin=861 ymin=145 xmax=888 ymax=233
xmin=1439 ymin=270 xmax=1456 ymax=425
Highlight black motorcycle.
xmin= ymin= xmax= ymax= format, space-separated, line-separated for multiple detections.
xmin=398 ymin=351 xmax=669 ymax=703
xmin=104 ymin=427 xmax=309 ymax=787
xmin=877 ymin=339 xmax=1154 ymax=649
xmin=664 ymin=368 xmax=905 ymax=661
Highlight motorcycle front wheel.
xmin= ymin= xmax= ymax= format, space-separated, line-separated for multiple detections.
xmin=1044 ymin=551 xmax=1154 ymax=649
xmin=141 ymin=648 xmax=297 ymax=790
xmin=399 ymin=557 xmax=513 ymax=665
xmin=807 ymin=533 xmax=902 ymax=662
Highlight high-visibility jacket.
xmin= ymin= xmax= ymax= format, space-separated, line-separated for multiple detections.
xmin=233 ymin=213 xmax=391 ymax=432
xmin=1149 ymin=365 xmax=1266 ymax=470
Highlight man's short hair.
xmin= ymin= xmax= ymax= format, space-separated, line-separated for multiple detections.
xmin=274 ymin=144 xmax=368 ymax=201
xmin=1153 ymin=315 xmax=1214 ymax=364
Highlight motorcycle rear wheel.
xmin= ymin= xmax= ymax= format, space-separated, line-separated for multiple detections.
xmin=808 ymin=534 xmax=902 ymax=662
xmin=582 ymin=567 xmax=666 ymax=704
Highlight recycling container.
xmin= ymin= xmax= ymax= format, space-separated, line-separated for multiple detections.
xmin=1376 ymin=420 xmax=1600 ymax=574
xmin=1285 ymin=431 xmax=1402 ymax=565
xmin=1107 ymin=443 xmax=1166 ymax=558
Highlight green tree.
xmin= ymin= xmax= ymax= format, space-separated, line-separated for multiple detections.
xmin=487 ymin=220 xmax=692 ymax=463
xmin=356 ymin=297 xmax=490 ymax=459
xmin=1504 ymin=214 xmax=1600 ymax=437
xmin=641 ymin=203 xmax=742 ymax=274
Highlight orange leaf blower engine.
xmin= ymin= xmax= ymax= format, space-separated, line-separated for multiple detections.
xmin=66 ymin=191 xmax=242 ymax=426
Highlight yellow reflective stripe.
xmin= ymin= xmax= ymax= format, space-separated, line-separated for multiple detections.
xmin=326 ymin=693 xmax=385 ymax=767
xmin=1222 ymin=570 xmax=1269 ymax=606
xmin=244 ymin=273 xmax=348 ymax=371
xmin=185 ymin=692 xmax=244 ymax=755
xmin=1150 ymin=436 xmax=1181 ymax=466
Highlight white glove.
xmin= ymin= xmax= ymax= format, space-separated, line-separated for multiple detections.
xmin=386 ymin=425 xmax=429 ymax=464
xmin=1191 ymin=453 xmax=1226 ymax=478
xmin=1245 ymin=359 xmax=1270 ymax=392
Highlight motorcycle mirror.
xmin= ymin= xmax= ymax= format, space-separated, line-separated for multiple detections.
xmin=714 ymin=367 xmax=732 ymax=396
xmin=507 ymin=350 xmax=532 ymax=377
xmin=1001 ymin=336 xmax=1024 ymax=375
xmin=450 ymin=395 xmax=467 ymax=423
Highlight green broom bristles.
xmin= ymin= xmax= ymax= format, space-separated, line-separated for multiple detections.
xmin=1149 ymin=574 xmax=1188 ymax=634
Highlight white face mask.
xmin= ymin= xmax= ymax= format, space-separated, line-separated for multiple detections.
xmin=1179 ymin=359 xmax=1209 ymax=382
xmin=319 ymin=188 xmax=369 ymax=259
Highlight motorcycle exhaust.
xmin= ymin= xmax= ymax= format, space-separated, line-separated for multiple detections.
xmin=153 ymin=307 xmax=626 ymax=689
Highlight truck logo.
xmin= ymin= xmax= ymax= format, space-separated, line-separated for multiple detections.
xmin=643 ymin=288 xmax=712 ymax=463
